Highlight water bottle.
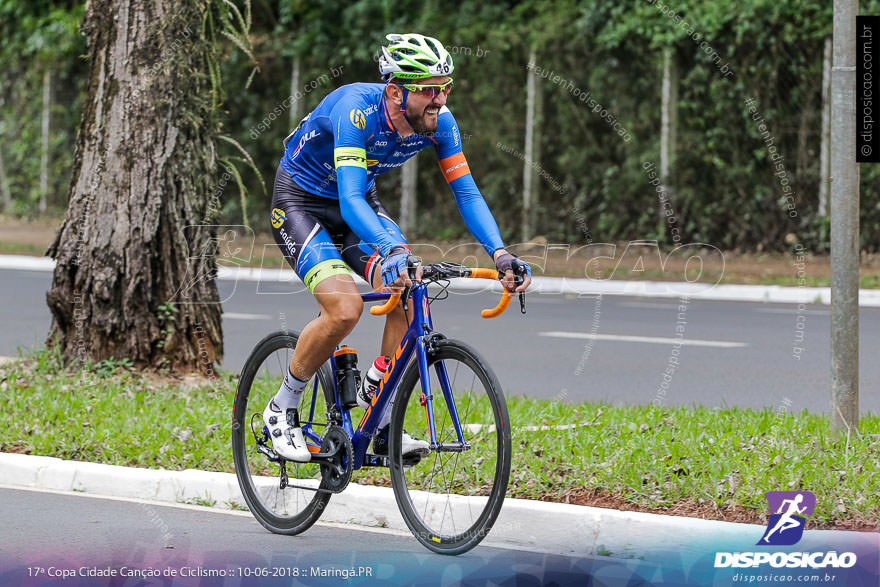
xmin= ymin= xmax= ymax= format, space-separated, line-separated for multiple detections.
xmin=334 ymin=346 xmax=361 ymax=408
xmin=357 ymin=355 xmax=390 ymax=409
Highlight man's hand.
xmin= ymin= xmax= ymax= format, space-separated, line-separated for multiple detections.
xmin=381 ymin=248 xmax=422 ymax=289
xmin=493 ymin=250 xmax=531 ymax=293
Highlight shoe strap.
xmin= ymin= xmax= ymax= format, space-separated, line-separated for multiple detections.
xmin=285 ymin=408 xmax=301 ymax=428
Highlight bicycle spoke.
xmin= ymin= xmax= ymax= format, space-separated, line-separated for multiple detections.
xmin=393 ymin=342 xmax=510 ymax=552
xmin=232 ymin=332 xmax=333 ymax=535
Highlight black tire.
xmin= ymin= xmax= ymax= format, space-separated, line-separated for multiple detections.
xmin=388 ymin=338 xmax=512 ymax=555
xmin=232 ymin=330 xmax=335 ymax=535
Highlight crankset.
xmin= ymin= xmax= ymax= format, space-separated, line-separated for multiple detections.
xmin=316 ymin=425 xmax=353 ymax=493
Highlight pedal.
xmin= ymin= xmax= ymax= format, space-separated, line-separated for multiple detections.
xmin=364 ymin=453 xmax=389 ymax=468
xmin=402 ymin=453 xmax=424 ymax=467
xmin=251 ymin=414 xmax=281 ymax=462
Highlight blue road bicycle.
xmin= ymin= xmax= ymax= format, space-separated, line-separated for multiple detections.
xmin=232 ymin=262 xmax=524 ymax=554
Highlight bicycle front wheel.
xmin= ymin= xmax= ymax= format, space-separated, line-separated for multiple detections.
xmin=232 ymin=330 xmax=335 ymax=535
xmin=389 ymin=338 xmax=512 ymax=555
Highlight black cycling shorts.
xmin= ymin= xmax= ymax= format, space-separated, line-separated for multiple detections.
xmin=269 ymin=166 xmax=408 ymax=291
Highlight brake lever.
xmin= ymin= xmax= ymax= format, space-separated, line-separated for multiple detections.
xmin=401 ymin=285 xmax=411 ymax=312
xmin=515 ymin=274 xmax=527 ymax=315
xmin=402 ymin=255 xmax=420 ymax=313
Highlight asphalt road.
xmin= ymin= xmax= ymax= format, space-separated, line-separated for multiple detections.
xmin=2 ymin=268 xmax=878 ymax=413
xmin=0 ymin=488 xmax=665 ymax=586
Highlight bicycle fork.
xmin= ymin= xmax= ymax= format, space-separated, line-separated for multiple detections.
xmin=415 ymin=336 xmax=470 ymax=452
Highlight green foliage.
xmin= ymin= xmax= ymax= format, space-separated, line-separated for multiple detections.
xmin=4 ymin=1 xmax=880 ymax=252
xmin=155 ymin=303 xmax=179 ymax=351
xmin=0 ymin=1 xmax=86 ymax=215
xmin=87 ymin=357 xmax=135 ymax=377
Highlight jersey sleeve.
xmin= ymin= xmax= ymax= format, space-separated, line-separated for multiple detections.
xmin=434 ymin=108 xmax=505 ymax=257
xmin=330 ymin=99 xmax=404 ymax=257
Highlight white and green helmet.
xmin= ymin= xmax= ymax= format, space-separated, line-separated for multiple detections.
xmin=379 ymin=33 xmax=454 ymax=81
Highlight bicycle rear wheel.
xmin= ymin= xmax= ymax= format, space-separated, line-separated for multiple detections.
xmin=232 ymin=330 xmax=335 ymax=535
xmin=389 ymin=338 xmax=511 ymax=555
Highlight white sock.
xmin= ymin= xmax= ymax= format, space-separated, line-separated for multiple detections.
xmin=271 ymin=369 xmax=308 ymax=413
xmin=377 ymin=388 xmax=396 ymax=431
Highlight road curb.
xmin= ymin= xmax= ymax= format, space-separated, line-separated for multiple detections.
xmin=3 ymin=253 xmax=879 ymax=307
xmin=0 ymin=452 xmax=777 ymax=559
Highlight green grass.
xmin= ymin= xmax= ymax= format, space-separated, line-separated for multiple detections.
xmin=0 ymin=348 xmax=233 ymax=472
xmin=178 ymin=493 xmax=217 ymax=507
xmin=0 ymin=241 xmax=48 ymax=256
xmin=1 ymin=348 xmax=878 ymax=527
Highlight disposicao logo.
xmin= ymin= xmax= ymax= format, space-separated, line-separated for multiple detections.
xmin=758 ymin=491 xmax=815 ymax=546
xmin=714 ymin=490 xmax=857 ymax=570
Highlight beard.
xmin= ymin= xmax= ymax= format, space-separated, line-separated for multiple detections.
xmin=407 ymin=104 xmax=440 ymax=135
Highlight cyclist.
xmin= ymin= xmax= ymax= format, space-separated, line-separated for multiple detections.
xmin=265 ymin=33 xmax=532 ymax=462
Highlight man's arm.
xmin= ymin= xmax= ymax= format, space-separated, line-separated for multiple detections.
xmin=435 ymin=109 xmax=530 ymax=292
xmin=434 ymin=108 xmax=505 ymax=258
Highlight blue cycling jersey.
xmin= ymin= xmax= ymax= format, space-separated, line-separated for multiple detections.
xmin=279 ymin=83 xmax=505 ymax=258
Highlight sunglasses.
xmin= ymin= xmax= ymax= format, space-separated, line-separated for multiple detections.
xmin=398 ymin=79 xmax=454 ymax=98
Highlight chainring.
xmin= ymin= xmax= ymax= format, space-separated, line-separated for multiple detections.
xmin=319 ymin=425 xmax=353 ymax=493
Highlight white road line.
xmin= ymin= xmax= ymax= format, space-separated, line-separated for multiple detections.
xmin=754 ymin=308 xmax=830 ymax=316
xmin=0 ymin=484 xmax=415 ymax=538
xmin=223 ymin=312 xmax=272 ymax=320
xmin=4 ymin=253 xmax=880 ymax=306
xmin=467 ymin=422 xmax=595 ymax=434
xmin=617 ymin=301 xmax=681 ymax=309
xmin=538 ymin=331 xmax=747 ymax=348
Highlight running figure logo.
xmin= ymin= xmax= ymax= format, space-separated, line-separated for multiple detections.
xmin=758 ymin=491 xmax=816 ymax=546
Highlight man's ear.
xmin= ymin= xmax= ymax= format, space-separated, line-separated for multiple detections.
xmin=385 ymin=83 xmax=403 ymax=106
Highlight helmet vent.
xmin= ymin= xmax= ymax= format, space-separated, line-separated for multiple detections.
xmin=378 ymin=33 xmax=454 ymax=79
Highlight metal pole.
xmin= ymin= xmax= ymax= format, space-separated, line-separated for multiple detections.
xmin=39 ymin=68 xmax=50 ymax=214
xmin=660 ymin=47 xmax=678 ymax=236
xmin=819 ymin=37 xmax=832 ymax=217
xmin=400 ymin=155 xmax=417 ymax=233
xmin=830 ymin=0 xmax=859 ymax=433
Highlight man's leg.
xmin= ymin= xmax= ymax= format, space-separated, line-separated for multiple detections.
xmin=368 ymin=269 xmax=427 ymax=457
xmin=371 ymin=269 xmax=414 ymax=357
xmin=287 ymin=273 xmax=364 ymax=379
xmin=264 ymin=273 xmax=361 ymax=463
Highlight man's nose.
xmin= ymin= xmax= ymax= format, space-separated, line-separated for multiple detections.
xmin=432 ymin=90 xmax=447 ymax=106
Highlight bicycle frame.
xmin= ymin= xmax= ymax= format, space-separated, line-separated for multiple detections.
xmin=299 ymin=283 xmax=466 ymax=470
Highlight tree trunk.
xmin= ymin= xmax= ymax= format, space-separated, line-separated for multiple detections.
xmin=46 ymin=0 xmax=223 ymax=373
xmin=39 ymin=68 xmax=50 ymax=214
xmin=0 ymin=139 xmax=11 ymax=213
xmin=659 ymin=47 xmax=678 ymax=237
xmin=400 ymin=154 xmax=417 ymax=233
xmin=289 ymin=54 xmax=302 ymax=127
xmin=522 ymin=47 xmax=538 ymax=243
xmin=819 ymin=36 xmax=832 ymax=218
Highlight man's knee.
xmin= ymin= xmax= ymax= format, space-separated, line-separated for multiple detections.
xmin=327 ymin=297 xmax=363 ymax=333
